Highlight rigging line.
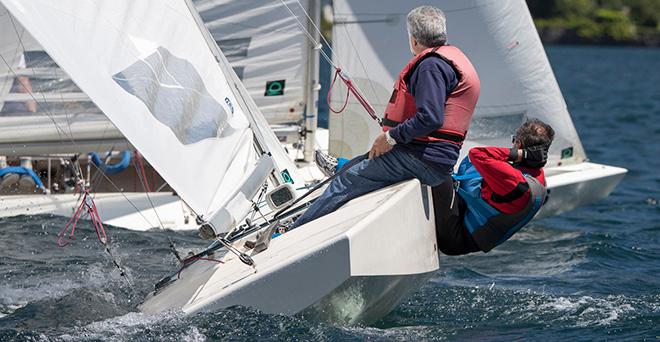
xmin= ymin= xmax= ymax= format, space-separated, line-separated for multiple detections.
xmin=291 ymin=0 xmax=379 ymax=103
xmin=89 ymin=145 xmax=117 ymax=191
xmin=340 ymin=22 xmax=382 ymax=105
xmin=283 ymin=0 xmax=380 ymax=118
xmin=131 ymin=151 xmax=180 ymax=261
xmin=0 ymin=43 xmax=157 ymax=230
xmin=248 ymin=184 xmax=267 ymax=223
xmin=278 ymin=0 xmax=336 ymax=69
xmin=10 ymin=14 xmax=76 ymax=145
xmin=291 ymin=0 xmax=377 ymax=105
xmin=132 ymin=152 xmax=167 ymax=232
xmin=291 ymin=0 xmax=338 ymax=61
xmin=6 ymin=16 xmax=66 ymax=142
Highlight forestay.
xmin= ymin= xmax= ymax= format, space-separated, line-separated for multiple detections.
xmin=331 ymin=0 xmax=586 ymax=166
xmin=0 ymin=0 xmax=300 ymax=227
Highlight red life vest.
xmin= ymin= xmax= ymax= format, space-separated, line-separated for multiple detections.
xmin=382 ymin=46 xmax=480 ymax=144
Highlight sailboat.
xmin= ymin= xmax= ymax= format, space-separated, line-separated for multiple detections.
xmin=0 ymin=0 xmax=628 ymax=326
xmin=0 ymin=0 xmax=324 ymax=231
xmin=0 ymin=0 xmax=436 ymax=325
xmin=329 ymin=0 xmax=627 ymax=218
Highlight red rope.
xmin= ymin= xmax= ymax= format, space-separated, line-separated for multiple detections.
xmin=327 ymin=68 xmax=351 ymax=114
xmin=326 ymin=68 xmax=381 ymax=126
xmin=134 ymin=151 xmax=151 ymax=192
xmin=57 ymin=189 xmax=107 ymax=247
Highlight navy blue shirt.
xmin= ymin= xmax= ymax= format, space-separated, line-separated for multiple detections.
xmin=388 ymin=56 xmax=460 ymax=171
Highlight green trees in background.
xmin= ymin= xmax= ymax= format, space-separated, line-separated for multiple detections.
xmin=527 ymin=0 xmax=660 ymax=44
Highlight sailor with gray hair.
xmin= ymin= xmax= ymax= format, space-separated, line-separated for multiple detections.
xmin=297 ymin=6 xmax=481 ymax=230
xmin=406 ymin=5 xmax=447 ymax=49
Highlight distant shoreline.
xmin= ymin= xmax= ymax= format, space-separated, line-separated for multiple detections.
xmin=537 ymin=27 xmax=660 ymax=48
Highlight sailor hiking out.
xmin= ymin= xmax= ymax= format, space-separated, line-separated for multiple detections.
xmin=432 ymin=119 xmax=554 ymax=255
xmin=293 ymin=5 xmax=481 ymax=229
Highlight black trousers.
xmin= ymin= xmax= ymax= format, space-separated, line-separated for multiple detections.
xmin=431 ymin=178 xmax=481 ymax=256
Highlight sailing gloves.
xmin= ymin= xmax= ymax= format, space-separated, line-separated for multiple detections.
xmin=509 ymin=145 xmax=549 ymax=169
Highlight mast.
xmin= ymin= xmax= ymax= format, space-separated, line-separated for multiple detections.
xmin=302 ymin=0 xmax=321 ymax=162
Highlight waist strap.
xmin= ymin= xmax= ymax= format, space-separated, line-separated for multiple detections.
xmin=382 ymin=118 xmax=465 ymax=143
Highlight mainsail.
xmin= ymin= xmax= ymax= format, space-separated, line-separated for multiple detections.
xmin=194 ymin=0 xmax=314 ymax=125
xmin=0 ymin=0 xmax=301 ymax=230
xmin=0 ymin=0 xmax=318 ymax=158
xmin=330 ymin=0 xmax=587 ymax=166
xmin=0 ymin=10 xmax=119 ymax=155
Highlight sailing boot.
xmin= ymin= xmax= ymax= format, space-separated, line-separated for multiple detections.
xmin=314 ymin=150 xmax=338 ymax=177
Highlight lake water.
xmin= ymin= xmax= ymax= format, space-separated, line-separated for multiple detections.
xmin=1 ymin=46 xmax=659 ymax=341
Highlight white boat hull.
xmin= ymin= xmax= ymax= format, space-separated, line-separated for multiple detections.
xmin=0 ymin=129 xmax=328 ymax=231
xmin=139 ymin=179 xmax=439 ymax=325
xmin=0 ymin=192 xmax=197 ymax=231
xmin=540 ymin=162 xmax=627 ymax=218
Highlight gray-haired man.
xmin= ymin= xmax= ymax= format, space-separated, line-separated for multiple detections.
xmin=293 ymin=6 xmax=481 ymax=229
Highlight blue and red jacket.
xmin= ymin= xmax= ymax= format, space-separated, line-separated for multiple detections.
xmin=454 ymin=147 xmax=547 ymax=252
xmin=469 ymin=147 xmax=545 ymax=214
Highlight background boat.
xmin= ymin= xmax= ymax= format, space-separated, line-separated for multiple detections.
xmin=329 ymin=0 xmax=626 ymax=218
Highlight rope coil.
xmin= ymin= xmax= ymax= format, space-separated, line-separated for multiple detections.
xmin=57 ymin=186 xmax=107 ymax=247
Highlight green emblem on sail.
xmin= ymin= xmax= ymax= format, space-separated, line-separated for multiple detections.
xmin=265 ymin=80 xmax=285 ymax=96
xmin=561 ymin=147 xmax=574 ymax=159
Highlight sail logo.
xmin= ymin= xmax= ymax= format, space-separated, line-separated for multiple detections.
xmin=265 ymin=80 xmax=285 ymax=96
xmin=225 ymin=97 xmax=234 ymax=114
xmin=112 ymin=47 xmax=229 ymax=144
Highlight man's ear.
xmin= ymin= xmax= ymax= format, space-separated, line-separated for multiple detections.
xmin=409 ymin=36 xmax=420 ymax=56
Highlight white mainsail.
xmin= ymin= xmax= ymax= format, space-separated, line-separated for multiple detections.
xmin=0 ymin=0 xmax=301 ymax=228
xmin=0 ymin=8 xmax=21 ymax=107
xmin=194 ymin=0 xmax=313 ymax=125
xmin=330 ymin=0 xmax=587 ymax=166
xmin=0 ymin=0 xmax=317 ymax=158
xmin=0 ymin=10 xmax=112 ymax=155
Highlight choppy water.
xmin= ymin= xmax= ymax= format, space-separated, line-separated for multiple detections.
xmin=1 ymin=46 xmax=659 ymax=341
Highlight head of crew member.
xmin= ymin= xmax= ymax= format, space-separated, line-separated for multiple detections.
xmin=433 ymin=118 xmax=555 ymax=255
